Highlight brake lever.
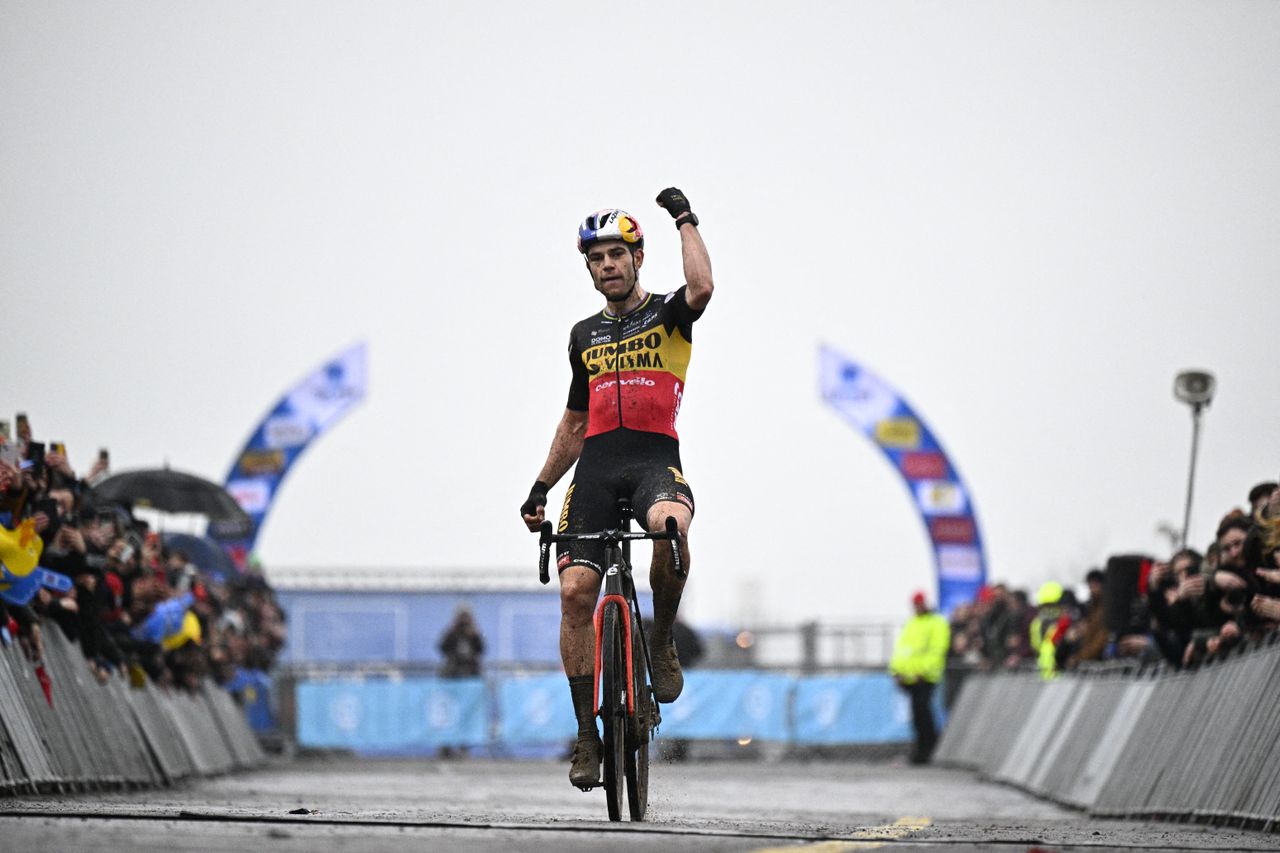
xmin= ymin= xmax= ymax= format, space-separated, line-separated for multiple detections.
xmin=664 ymin=516 xmax=685 ymax=578
xmin=538 ymin=521 xmax=553 ymax=585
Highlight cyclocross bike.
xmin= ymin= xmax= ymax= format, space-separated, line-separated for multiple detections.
xmin=538 ymin=499 xmax=684 ymax=822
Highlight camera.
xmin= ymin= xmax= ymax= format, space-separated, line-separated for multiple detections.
xmin=1174 ymin=370 xmax=1216 ymax=409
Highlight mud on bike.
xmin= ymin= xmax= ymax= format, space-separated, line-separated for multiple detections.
xmin=538 ymin=499 xmax=684 ymax=822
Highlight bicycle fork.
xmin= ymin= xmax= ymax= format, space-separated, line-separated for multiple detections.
xmin=592 ymin=571 xmax=636 ymax=717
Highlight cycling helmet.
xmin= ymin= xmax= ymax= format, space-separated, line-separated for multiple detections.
xmin=577 ymin=209 xmax=644 ymax=254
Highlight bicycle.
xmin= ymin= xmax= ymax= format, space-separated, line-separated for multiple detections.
xmin=538 ymin=499 xmax=684 ymax=822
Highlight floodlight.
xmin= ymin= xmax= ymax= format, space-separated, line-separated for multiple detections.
xmin=1174 ymin=370 xmax=1215 ymax=410
xmin=1174 ymin=369 xmax=1216 ymax=549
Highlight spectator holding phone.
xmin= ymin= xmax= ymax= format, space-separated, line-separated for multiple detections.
xmin=1 ymin=410 xmax=289 ymax=699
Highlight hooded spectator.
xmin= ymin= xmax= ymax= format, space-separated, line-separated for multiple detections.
xmin=439 ymin=606 xmax=485 ymax=678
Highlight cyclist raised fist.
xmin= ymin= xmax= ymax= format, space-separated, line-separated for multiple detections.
xmin=520 ymin=188 xmax=712 ymax=789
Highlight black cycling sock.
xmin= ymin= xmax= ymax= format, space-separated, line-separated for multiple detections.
xmin=568 ymin=675 xmax=597 ymax=739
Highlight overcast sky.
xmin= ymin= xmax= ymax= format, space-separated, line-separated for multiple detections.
xmin=4 ymin=1 xmax=1279 ymax=629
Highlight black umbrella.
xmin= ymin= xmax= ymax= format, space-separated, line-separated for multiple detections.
xmin=89 ymin=468 xmax=254 ymax=538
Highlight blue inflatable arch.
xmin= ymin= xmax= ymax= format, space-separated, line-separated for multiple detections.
xmin=213 ymin=342 xmax=368 ymax=568
xmin=819 ymin=345 xmax=987 ymax=614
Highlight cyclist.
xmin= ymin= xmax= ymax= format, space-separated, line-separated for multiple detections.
xmin=521 ymin=187 xmax=713 ymax=789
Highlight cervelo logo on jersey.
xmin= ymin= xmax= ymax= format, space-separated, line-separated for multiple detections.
xmin=593 ymin=377 xmax=657 ymax=393
xmin=583 ymin=331 xmax=667 ymax=376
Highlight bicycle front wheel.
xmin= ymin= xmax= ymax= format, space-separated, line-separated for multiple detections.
xmin=600 ymin=602 xmax=628 ymax=822
xmin=626 ymin=614 xmax=650 ymax=821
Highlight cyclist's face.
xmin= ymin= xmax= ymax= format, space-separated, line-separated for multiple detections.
xmin=585 ymin=242 xmax=642 ymax=301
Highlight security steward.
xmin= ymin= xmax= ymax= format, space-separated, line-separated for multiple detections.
xmin=1029 ymin=581 xmax=1069 ymax=680
xmin=889 ymin=590 xmax=950 ymax=764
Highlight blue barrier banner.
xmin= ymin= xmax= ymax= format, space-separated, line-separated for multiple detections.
xmin=497 ymin=673 xmax=576 ymax=745
xmin=661 ymin=672 xmax=794 ymax=741
xmin=295 ymin=671 xmax=939 ymax=753
xmin=792 ymin=673 xmax=912 ymax=744
xmin=297 ymin=678 xmax=488 ymax=749
xmin=225 ymin=668 xmax=276 ymax=733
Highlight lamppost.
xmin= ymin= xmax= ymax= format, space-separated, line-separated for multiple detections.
xmin=1173 ymin=370 xmax=1216 ymax=550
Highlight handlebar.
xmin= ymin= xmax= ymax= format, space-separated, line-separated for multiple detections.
xmin=537 ymin=517 xmax=684 ymax=585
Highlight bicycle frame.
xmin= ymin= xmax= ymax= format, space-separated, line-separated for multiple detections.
xmin=595 ymin=550 xmax=638 ymax=716
xmin=538 ymin=511 xmax=683 ymax=718
xmin=537 ymin=506 xmax=682 ymax=821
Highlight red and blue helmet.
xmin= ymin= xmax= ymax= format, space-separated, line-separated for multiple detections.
xmin=577 ymin=209 xmax=644 ymax=254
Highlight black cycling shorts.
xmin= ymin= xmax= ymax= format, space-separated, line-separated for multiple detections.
xmin=555 ymin=428 xmax=695 ymax=575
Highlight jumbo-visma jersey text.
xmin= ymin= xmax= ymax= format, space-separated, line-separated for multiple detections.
xmin=566 ymin=287 xmax=703 ymax=440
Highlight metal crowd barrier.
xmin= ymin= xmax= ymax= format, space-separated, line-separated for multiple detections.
xmin=934 ymin=637 xmax=1280 ymax=829
xmin=0 ymin=624 xmax=266 ymax=795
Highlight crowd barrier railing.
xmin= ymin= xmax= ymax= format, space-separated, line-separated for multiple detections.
xmin=0 ymin=625 xmax=267 ymax=794
xmin=934 ymin=637 xmax=1280 ymax=829
xmin=292 ymin=669 xmax=936 ymax=752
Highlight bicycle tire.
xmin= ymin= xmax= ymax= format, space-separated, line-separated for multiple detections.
xmin=600 ymin=602 xmax=627 ymax=822
xmin=626 ymin=615 xmax=650 ymax=821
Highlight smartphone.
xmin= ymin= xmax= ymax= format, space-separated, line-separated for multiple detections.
xmin=15 ymin=413 xmax=30 ymax=441
xmin=51 ymin=441 xmax=66 ymax=456
xmin=26 ymin=441 xmax=45 ymax=478
xmin=34 ymin=497 xmax=60 ymax=522
xmin=0 ymin=444 xmax=15 ymax=466
xmin=0 ymin=420 xmax=9 ymax=442
xmin=99 ymin=448 xmax=110 ymax=464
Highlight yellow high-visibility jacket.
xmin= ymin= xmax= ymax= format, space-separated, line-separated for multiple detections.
xmin=889 ymin=612 xmax=951 ymax=685
xmin=1029 ymin=608 xmax=1064 ymax=680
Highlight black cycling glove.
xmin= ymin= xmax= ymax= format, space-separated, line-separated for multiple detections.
xmin=520 ymin=480 xmax=550 ymax=519
xmin=655 ymin=187 xmax=693 ymax=221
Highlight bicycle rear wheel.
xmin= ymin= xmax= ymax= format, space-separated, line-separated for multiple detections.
xmin=626 ymin=615 xmax=650 ymax=821
xmin=600 ymin=602 xmax=627 ymax=822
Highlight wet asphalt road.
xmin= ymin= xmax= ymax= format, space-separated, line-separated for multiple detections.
xmin=0 ymin=756 xmax=1275 ymax=852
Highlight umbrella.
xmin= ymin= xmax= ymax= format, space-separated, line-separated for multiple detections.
xmin=162 ymin=532 xmax=240 ymax=582
xmin=89 ymin=468 xmax=254 ymax=538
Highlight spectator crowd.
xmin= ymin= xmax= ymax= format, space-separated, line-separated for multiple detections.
xmin=0 ymin=413 xmax=286 ymax=704
xmin=948 ymin=479 xmax=1280 ymax=677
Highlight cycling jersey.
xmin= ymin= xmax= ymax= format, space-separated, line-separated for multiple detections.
xmin=566 ymin=286 xmax=703 ymax=440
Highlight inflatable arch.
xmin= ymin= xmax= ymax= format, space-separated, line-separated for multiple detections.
xmin=819 ymin=345 xmax=987 ymax=614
